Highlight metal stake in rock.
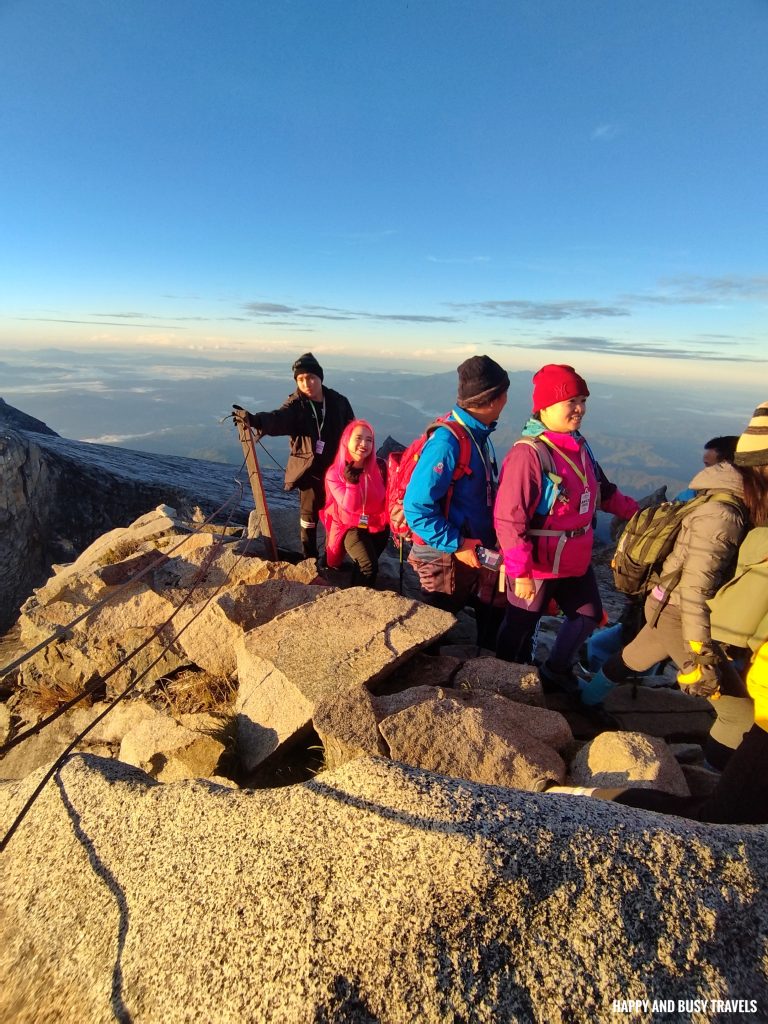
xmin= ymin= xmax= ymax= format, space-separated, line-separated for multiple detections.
xmin=232 ymin=407 xmax=278 ymax=561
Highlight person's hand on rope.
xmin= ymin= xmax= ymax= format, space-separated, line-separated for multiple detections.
xmin=677 ymin=640 xmax=723 ymax=699
xmin=232 ymin=404 xmax=261 ymax=436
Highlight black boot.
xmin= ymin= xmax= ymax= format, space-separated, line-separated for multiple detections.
xmin=301 ymin=526 xmax=318 ymax=559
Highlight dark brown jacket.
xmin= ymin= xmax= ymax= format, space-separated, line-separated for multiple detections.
xmin=247 ymin=386 xmax=354 ymax=490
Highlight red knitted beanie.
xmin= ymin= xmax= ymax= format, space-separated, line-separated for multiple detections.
xmin=532 ymin=364 xmax=590 ymax=413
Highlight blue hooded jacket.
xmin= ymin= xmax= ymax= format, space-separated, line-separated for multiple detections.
xmin=403 ymin=407 xmax=498 ymax=553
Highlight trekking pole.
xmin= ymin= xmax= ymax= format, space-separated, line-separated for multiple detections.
xmin=232 ymin=407 xmax=279 ymax=561
xmin=398 ymin=540 xmax=405 ymax=596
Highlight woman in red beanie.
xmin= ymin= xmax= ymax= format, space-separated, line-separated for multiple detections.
xmin=320 ymin=419 xmax=389 ymax=586
xmin=494 ymin=364 xmax=638 ymax=691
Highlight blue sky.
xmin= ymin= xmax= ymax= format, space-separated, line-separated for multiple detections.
xmin=1 ymin=0 xmax=766 ymax=383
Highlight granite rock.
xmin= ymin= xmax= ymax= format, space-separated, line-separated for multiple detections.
xmin=235 ymin=589 xmax=454 ymax=771
xmin=569 ymin=731 xmax=691 ymax=797
xmin=378 ymin=689 xmax=571 ymax=790
xmin=1 ymin=754 xmax=765 ymax=1023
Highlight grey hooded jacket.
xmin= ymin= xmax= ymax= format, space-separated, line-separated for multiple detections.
xmin=653 ymin=461 xmax=748 ymax=643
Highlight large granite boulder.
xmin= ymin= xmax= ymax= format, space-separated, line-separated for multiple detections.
xmin=0 ymin=697 xmax=215 ymax=783
xmin=235 ymin=589 xmax=454 ymax=771
xmin=378 ymin=688 xmax=571 ymax=790
xmin=453 ymin=657 xmax=545 ymax=706
xmin=173 ymin=577 xmax=328 ymax=679
xmin=119 ymin=712 xmax=227 ymax=783
xmin=1 ymin=754 xmax=765 ymax=1022
xmin=15 ymin=511 xmax=325 ymax=702
xmin=569 ymin=731 xmax=691 ymax=797
xmin=0 ymin=430 xmax=56 ymax=633
xmin=18 ymin=571 xmax=191 ymax=700
xmin=315 ymin=683 xmax=573 ymax=789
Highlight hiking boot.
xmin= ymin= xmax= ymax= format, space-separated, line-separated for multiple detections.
xmin=538 ymin=661 xmax=581 ymax=696
xmin=579 ymin=668 xmax=617 ymax=707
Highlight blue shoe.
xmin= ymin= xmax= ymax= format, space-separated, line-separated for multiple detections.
xmin=579 ymin=668 xmax=616 ymax=707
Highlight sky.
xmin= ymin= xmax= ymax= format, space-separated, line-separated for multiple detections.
xmin=1 ymin=0 xmax=767 ymax=384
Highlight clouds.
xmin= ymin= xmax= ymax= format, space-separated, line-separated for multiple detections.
xmin=623 ymin=275 xmax=768 ymax=306
xmin=491 ymin=334 xmax=763 ymax=363
xmin=241 ymin=301 xmax=460 ymax=324
xmin=16 ymin=316 xmax=186 ymax=330
xmin=445 ymin=272 xmax=768 ymax=328
xmin=590 ymin=123 xmax=621 ymax=141
xmin=448 ymin=299 xmax=629 ymax=321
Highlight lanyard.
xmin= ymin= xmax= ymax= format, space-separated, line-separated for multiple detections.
xmin=451 ymin=410 xmax=497 ymax=483
xmin=361 ymin=473 xmax=368 ymax=513
xmin=309 ymin=398 xmax=326 ymax=439
xmin=539 ymin=435 xmax=589 ymax=486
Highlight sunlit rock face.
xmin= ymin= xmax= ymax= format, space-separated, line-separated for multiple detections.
xmin=1 ymin=754 xmax=766 ymax=1022
xmin=0 ymin=399 xmax=292 ymax=631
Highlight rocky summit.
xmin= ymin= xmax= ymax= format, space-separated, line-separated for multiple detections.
xmin=1 ymin=410 xmax=767 ymax=1021
xmin=1 ymin=755 xmax=766 ymax=1023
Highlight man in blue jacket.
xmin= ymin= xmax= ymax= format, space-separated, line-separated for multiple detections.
xmin=404 ymin=355 xmax=510 ymax=646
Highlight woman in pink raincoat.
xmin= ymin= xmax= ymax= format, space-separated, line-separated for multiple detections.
xmin=321 ymin=419 xmax=389 ymax=586
xmin=494 ymin=364 xmax=638 ymax=691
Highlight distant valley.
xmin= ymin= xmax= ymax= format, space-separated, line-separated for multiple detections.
xmin=1 ymin=347 xmax=760 ymax=499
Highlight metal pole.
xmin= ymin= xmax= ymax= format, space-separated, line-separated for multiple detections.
xmin=232 ymin=410 xmax=279 ymax=561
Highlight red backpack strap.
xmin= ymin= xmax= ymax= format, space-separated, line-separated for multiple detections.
xmin=425 ymin=417 xmax=473 ymax=482
xmin=424 ymin=417 xmax=474 ymax=521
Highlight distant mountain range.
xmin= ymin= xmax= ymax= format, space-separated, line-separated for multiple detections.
xmin=1 ymin=348 xmax=759 ymax=499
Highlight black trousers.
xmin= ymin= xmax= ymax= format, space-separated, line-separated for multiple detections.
xmin=496 ymin=568 xmax=602 ymax=668
xmin=299 ymin=480 xmax=324 ymax=558
xmin=343 ymin=527 xmax=389 ymax=585
xmin=616 ymin=724 xmax=768 ymax=824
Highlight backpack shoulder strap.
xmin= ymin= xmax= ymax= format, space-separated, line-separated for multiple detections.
xmin=514 ymin=435 xmax=556 ymax=477
xmin=425 ymin=417 xmax=473 ymax=481
xmin=706 ymin=490 xmax=746 ymax=511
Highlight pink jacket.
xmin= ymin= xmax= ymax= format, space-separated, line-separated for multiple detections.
xmin=495 ymin=431 xmax=638 ymax=580
xmin=321 ymin=433 xmax=388 ymax=567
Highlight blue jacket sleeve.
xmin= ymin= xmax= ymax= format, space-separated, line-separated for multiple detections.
xmin=402 ymin=430 xmax=462 ymax=552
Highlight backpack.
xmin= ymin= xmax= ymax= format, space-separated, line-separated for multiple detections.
xmin=612 ymin=491 xmax=744 ymax=597
xmin=386 ymin=416 xmax=473 ymax=548
xmin=514 ymin=434 xmax=600 ymax=516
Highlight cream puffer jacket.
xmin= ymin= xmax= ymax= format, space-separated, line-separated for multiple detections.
xmin=652 ymin=461 xmax=748 ymax=644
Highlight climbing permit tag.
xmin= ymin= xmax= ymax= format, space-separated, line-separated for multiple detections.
xmin=315 ymin=440 xmax=325 ymax=454
xmin=579 ymin=489 xmax=591 ymax=515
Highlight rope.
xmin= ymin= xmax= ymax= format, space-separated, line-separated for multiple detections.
xmin=0 ymin=468 xmax=248 ymax=680
xmin=255 ymin=437 xmax=285 ymax=474
xmin=223 ymin=408 xmax=286 ymax=474
xmin=1 ymin=472 xmax=248 ymax=755
xmin=0 ymin=506 xmax=264 ymax=852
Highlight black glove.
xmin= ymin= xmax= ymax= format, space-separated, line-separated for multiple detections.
xmin=233 ymin=405 xmax=261 ymax=431
xmin=343 ymin=463 xmax=362 ymax=483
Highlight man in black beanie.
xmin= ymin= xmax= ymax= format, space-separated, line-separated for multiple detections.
xmin=403 ymin=355 xmax=510 ymax=647
xmin=236 ymin=353 xmax=354 ymax=558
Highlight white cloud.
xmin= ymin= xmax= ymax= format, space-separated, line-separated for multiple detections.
xmin=591 ymin=123 xmax=620 ymax=141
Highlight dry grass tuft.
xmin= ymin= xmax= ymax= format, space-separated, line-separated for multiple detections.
xmin=159 ymin=668 xmax=236 ymax=715
xmin=24 ymin=675 xmax=96 ymax=716
xmin=94 ymin=535 xmax=147 ymax=568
